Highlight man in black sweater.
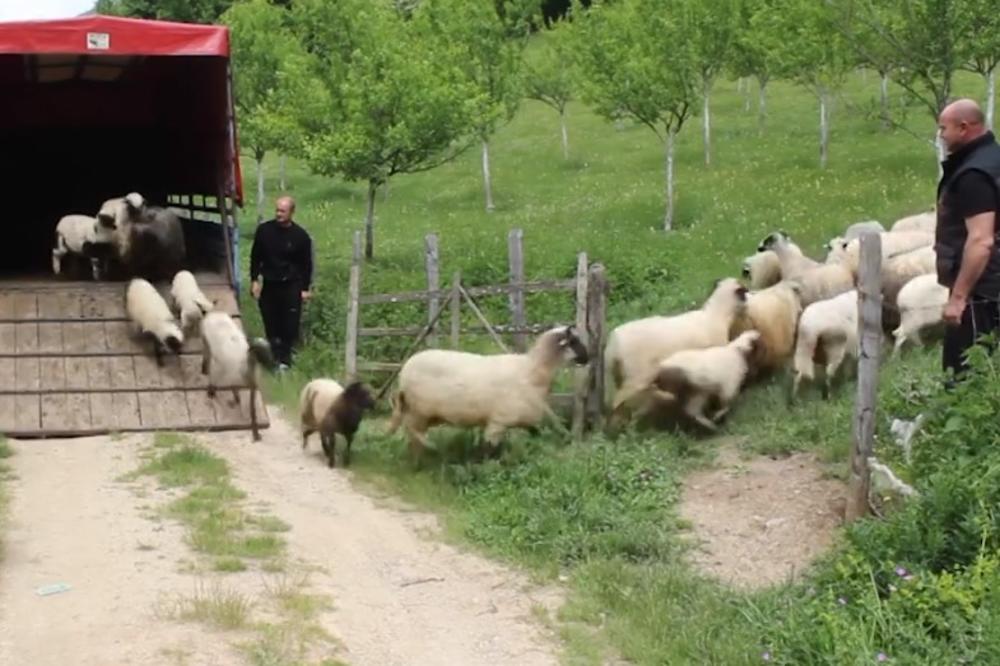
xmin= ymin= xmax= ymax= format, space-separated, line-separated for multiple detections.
xmin=250 ymin=196 xmax=313 ymax=370
xmin=934 ymin=98 xmax=1000 ymax=380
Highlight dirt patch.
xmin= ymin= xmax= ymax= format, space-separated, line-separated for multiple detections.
xmin=679 ymin=445 xmax=847 ymax=589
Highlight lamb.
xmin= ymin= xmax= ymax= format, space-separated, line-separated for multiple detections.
xmin=786 ymin=261 xmax=856 ymax=307
xmin=386 ymin=325 xmax=589 ymax=463
xmin=299 ymin=378 xmax=376 ymax=468
xmin=52 ymin=213 xmax=116 ymax=280
xmin=99 ymin=192 xmax=187 ymax=281
xmin=199 ymin=311 xmax=274 ymax=441
xmin=605 ymin=278 xmax=749 ymax=426
xmin=880 ymin=246 xmax=937 ymax=331
xmin=836 ymin=231 xmax=934 ymax=274
xmin=170 ymin=270 xmax=215 ymax=335
xmin=843 ymin=220 xmax=885 ymax=241
xmin=892 ymin=274 xmax=948 ymax=356
xmin=729 ymin=281 xmax=802 ymax=375
xmin=742 ymin=250 xmax=782 ymax=289
xmin=791 ymin=290 xmax=859 ymax=399
xmin=124 ymin=278 xmax=184 ymax=366
xmin=757 ymin=231 xmax=822 ymax=280
xmin=890 ymin=210 xmax=935 ymax=234
xmin=651 ymin=330 xmax=761 ymax=432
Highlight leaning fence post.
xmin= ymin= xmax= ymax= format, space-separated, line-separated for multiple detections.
xmin=508 ymin=228 xmax=526 ymax=352
xmin=571 ymin=253 xmax=590 ymax=441
xmin=846 ymin=233 xmax=883 ymax=522
xmin=585 ymin=263 xmax=608 ymax=433
xmin=344 ymin=231 xmax=362 ymax=380
xmin=425 ymin=233 xmax=440 ymax=347
xmin=450 ymin=270 xmax=462 ymax=349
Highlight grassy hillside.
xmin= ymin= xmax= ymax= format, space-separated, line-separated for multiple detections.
xmin=232 ymin=69 xmax=996 ymax=664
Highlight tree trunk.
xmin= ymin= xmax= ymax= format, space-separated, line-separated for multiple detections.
xmin=935 ymin=132 xmax=946 ymax=179
xmin=703 ymin=80 xmax=712 ymax=167
xmin=255 ymin=151 xmax=265 ymax=224
xmin=880 ymin=72 xmax=891 ymax=131
xmin=757 ymin=77 xmax=767 ymax=133
xmin=560 ymin=108 xmax=569 ymax=160
xmin=737 ymin=77 xmax=744 ymax=93
xmin=819 ymin=89 xmax=830 ymax=169
xmin=987 ymin=68 xmax=996 ymax=131
xmin=664 ymin=128 xmax=676 ymax=232
xmin=278 ymin=155 xmax=287 ymax=191
xmin=481 ymin=138 xmax=495 ymax=212
xmin=743 ymin=78 xmax=752 ymax=113
xmin=365 ymin=180 xmax=378 ymax=260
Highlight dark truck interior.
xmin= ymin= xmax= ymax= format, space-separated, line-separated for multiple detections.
xmin=0 ymin=53 xmax=233 ymax=279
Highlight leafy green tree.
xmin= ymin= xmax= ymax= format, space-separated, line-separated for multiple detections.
xmin=955 ymin=0 xmax=1000 ymax=129
xmin=95 ymin=0 xmax=232 ymax=22
xmin=687 ymin=0 xmax=738 ymax=167
xmin=293 ymin=0 xmax=476 ymax=259
xmin=729 ymin=0 xmax=782 ymax=132
xmin=522 ymin=21 xmax=575 ymax=159
xmin=570 ymin=0 xmax=700 ymax=231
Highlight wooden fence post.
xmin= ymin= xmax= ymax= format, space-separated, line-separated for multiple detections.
xmin=508 ymin=228 xmax=526 ymax=352
xmin=425 ymin=233 xmax=440 ymax=347
xmin=344 ymin=231 xmax=362 ymax=380
xmin=846 ymin=233 xmax=883 ymax=522
xmin=450 ymin=270 xmax=462 ymax=349
xmin=571 ymin=253 xmax=589 ymax=441
xmin=585 ymin=263 xmax=608 ymax=433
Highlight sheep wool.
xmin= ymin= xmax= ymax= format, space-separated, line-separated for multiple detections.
xmin=757 ymin=231 xmax=822 ymax=280
xmin=892 ymin=274 xmax=948 ymax=355
xmin=890 ymin=210 xmax=935 ymax=234
xmin=171 ymin=270 xmax=214 ymax=334
xmin=125 ymin=278 xmax=184 ymax=366
xmin=742 ymin=250 xmax=782 ymax=290
xmin=792 ymin=289 xmax=859 ymax=399
xmin=730 ymin=281 xmax=802 ymax=375
xmin=299 ymin=378 xmax=376 ymax=468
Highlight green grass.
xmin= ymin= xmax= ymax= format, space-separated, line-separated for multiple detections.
xmin=235 ymin=66 xmax=992 ymax=663
xmin=159 ymin=580 xmax=254 ymax=631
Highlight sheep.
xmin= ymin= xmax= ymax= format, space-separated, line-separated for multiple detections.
xmin=99 ymin=192 xmax=187 ymax=281
xmin=843 ymin=219 xmax=885 ymax=241
xmin=299 ymin=378 xmax=376 ymax=468
xmin=742 ymin=250 xmax=782 ymax=289
xmin=650 ymin=330 xmax=761 ymax=432
xmin=52 ymin=213 xmax=116 ymax=280
xmin=124 ymin=278 xmax=184 ymax=367
xmin=170 ymin=270 xmax=215 ymax=335
xmin=729 ymin=281 xmax=803 ymax=375
xmin=199 ymin=310 xmax=274 ymax=441
xmin=892 ymin=274 xmax=948 ymax=356
xmin=834 ymin=231 xmax=934 ymax=275
xmin=880 ymin=246 xmax=937 ymax=331
xmin=791 ymin=289 xmax=859 ymax=400
xmin=757 ymin=231 xmax=822 ymax=280
xmin=386 ymin=325 xmax=589 ymax=463
xmin=605 ymin=278 xmax=749 ymax=426
xmin=890 ymin=210 xmax=935 ymax=234
xmin=785 ymin=261 xmax=856 ymax=307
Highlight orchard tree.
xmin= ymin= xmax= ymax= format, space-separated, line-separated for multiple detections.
xmin=571 ymin=0 xmax=700 ymax=231
xmin=95 ymin=0 xmax=232 ymax=21
xmin=293 ymin=0 xmax=475 ymax=259
xmin=687 ymin=0 xmax=739 ymax=167
xmin=522 ymin=21 xmax=575 ymax=159
xmin=729 ymin=0 xmax=782 ymax=132
xmin=955 ymin=0 xmax=1000 ymax=130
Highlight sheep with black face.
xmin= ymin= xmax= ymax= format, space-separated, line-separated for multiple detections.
xmin=299 ymin=379 xmax=377 ymax=468
xmin=98 ymin=192 xmax=186 ymax=281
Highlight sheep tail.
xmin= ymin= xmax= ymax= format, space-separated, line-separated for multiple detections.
xmin=386 ymin=390 xmax=406 ymax=435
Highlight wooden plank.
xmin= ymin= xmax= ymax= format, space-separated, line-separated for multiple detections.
xmin=180 ymin=355 xmax=209 ymax=387
xmin=37 ymin=322 xmax=64 ymax=353
xmin=158 ymin=391 xmax=191 ymax=426
xmin=358 ymin=361 xmax=402 ymax=372
xmin=186 ymin=389 xmax=218 ymax=428
xmin=40 ymin=393 xmax=68 ymax=432
xmin=134 ymin=354 xmax=165 ymax=389
xmin=360 ymin=323 xmax=563 ymax=338
xmin=104 ymin=321 xmax=134 ymax=352
xmin=0 ymin=395 xmax=15 ymax=432
xmin=63 ymin=322 xmax=107 ymax=354
xmin=14 ymin=394 xmax=40 ymax=432
xmin=39 ymin=357 xmax=67 ymax=391
xmin=109 ymin=356 xmax=137 ymax=389
xmin=585 ymin=264 xmax=608 ymax=433
xmin=85 ymin=357 xmax=113 ymax=389
xmin=212 ymin=389 xmax=245 ymax=426
xmin=508 ymin=229 xmax=526 ymax=351
xmin=113 ymin=391 xmax=142 ymax=430
xmin=846 ymin=234 xmax=883 ymax=522
xmin=0 ymin=294 xmax=13 ymax=319
xmin=358 ymin=280 xmax=576 ymax=305
xmin=345 ymin=230 xmax=362 ymax=380
xmin=451 ymin=271 xmax=461 ymax=349
xmin=65 ymin=357 xmax=90 ymax=390
xmin=15 ymin=357 xmax=40 ymax=391
xmin=12 ymin=292 xmax=38 ymax=320
xmin=0 ymin=324 xmax=13 ymax=354
xmin=14 ymin=323 xmax=39 ymax=354
xmin=0 ymin=359 xmax=13 ymax=392
xmin=458 ymin=284 xmax=510 ymax=353
xmin=88 ymin=392 xmax=116 ymax=431
xmin=571 ymin=253 xmax=589 ymax=441
xmin=66 ymin=391 xmax=92 ymax=431
xmin=425 ymin=233 xmax=441 ymax=346
xmin=137 ymin=391 xmax=169 ymax=429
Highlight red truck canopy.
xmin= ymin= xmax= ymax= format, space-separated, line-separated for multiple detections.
xmin=0 ymin=14 xmax=243 ymax=275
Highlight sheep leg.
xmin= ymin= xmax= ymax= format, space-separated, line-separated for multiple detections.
xmin=343 ymin=433 xmax=353 ymax=467
xmin=824 ymin=344 xmax=848 ymax=399
xmin=153 ymin=339 xmax=165 ymax=367
xmin=321 ymin=433 xmax=336 ymax=468
xmin=230 ymin=388 xmax=241 ymax=407
xmin=405 ymin=427 xmax=430 ymax=468
xmin=250 ymin=385 xmax=261 ymax=442
xmin=301 ymin=428 xmax=313 ymax=450
xmin=683 ymin=393 xmax=717 ymax=432
xmin=483 ymin=422 xmax=507 ymax=459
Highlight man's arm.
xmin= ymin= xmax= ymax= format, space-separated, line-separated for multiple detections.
xmin=300 ymin=231 xmax=314 ymax=295
xmin=950 ymin=212 xmax=995 ymax=301
xmin=249 ymin=224 xmax=264 ymax=298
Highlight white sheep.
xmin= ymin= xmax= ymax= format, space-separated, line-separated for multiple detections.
xmin=52 ymin=214 xmax=116 ymax=279
xmin=125 ymin=278 xmax=184 ymax=366
xmin=880 ymin=246 xmax=937 ymax=331
xmin=890 ymin=210 xmax=935 ymax=234
xmin=730 ymin=281 xmax=803 ymax=375
xmin=651 ymin=330 xmax=761 ymax=431
xmin=892 ymin=274 xmax=948 ymax=355
xmin=170 ymin=270 xmax=215 ymax=335
xmin=742 ymin=250 xmax=782 ymax=289
xmin=605 ymin=278 xmax=749 ymax=426
xmin=757 ymin=231 xmax=822 ymax=279
xmin=386 ymin=325 xmax=589 ymax=463
xmin=843 ymin=220 xmax=885 ymax=241
xmin=299 ymin=378 xmax=377 ymax=468
xmin=792 ymin=289 xmax=858 ymax=399
xmin=837 ymin=231 xmax=934 ymax=273
xmin=199 ymin=311 xmax=274 ymax=441
xmin=786 ymin=261 xmax=856 ymax=307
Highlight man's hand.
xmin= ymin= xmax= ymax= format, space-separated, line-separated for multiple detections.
xmin=944 ymin=292 xmax=967 ymax=327
xmin=251 ymin=280 xmax=262 ymax=300
xmin=301 ymin=290 xmax=312 ymax=302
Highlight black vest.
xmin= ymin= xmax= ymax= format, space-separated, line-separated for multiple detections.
xmin=935 ymin=131 xmax=1000 ymax=297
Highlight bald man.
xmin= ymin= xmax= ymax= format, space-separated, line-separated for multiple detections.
xmin=249 ymin=195 xmax=314 ymax=370
xmin=934 ymin=98 xmax=1000 ymax=380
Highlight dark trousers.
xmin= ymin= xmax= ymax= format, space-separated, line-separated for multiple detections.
xmin=942 ymin=298 xmax=1000 ymax=379
xmin=259 ymin=282 xmax=303 ymax=366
